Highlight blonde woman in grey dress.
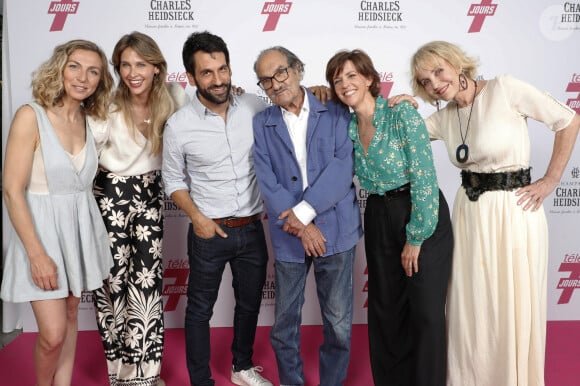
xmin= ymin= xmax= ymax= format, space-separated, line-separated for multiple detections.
xmin=1 ymin=40 xmax=114 ymax=386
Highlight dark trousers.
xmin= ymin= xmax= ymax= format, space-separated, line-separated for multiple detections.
xmin=365 ymin=189 xmax=453 ymax=386
xmin=184 ymin=220 xmax=269 ymax=386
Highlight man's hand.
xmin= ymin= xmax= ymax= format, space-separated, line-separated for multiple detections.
xmin=301 ymin=223 xmax=327 ymax=257
xmin=308 ymin=85 xmax=332 ymax=104
xmin=279 ymin=209 xmax=306 ymax=237
xmin=191 ymin=214 xmax=228 ymax=239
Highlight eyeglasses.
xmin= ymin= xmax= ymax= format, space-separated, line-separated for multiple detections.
xmin=257 ymin=67 xmax=289 ymax=90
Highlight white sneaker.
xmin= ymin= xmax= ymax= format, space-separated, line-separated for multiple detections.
xmin=231 ymin=366 xmax=273 ymax=386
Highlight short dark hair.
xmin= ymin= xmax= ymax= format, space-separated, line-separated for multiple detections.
xmin=325 ymin=49 xmax=381 ymax=105
xmin=182 ymin=31 xmax=230 ymax=75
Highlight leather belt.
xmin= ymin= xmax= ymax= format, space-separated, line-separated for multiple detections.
xmin=213 ymin=213 xmax=261 ymax=227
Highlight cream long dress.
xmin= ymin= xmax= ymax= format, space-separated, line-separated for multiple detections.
xmin=425 ymin=75 xmax=576 ymax=386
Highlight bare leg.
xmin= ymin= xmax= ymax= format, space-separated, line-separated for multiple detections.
xmin=53 ymin=295 xmax=80 ymax=386
xmin=31 ymin=294 xmax=80 ymax=386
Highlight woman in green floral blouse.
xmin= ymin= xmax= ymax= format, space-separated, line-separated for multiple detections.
xmin=326 ymin=50 xmax=453 ymax=386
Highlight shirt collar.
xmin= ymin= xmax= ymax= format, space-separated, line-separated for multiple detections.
xmin=191 ymin=91 xmax=235 ymax=119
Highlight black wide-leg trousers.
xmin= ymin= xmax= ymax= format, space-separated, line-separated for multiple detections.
xmin=365 ymin=189 xmax=453 ymax=386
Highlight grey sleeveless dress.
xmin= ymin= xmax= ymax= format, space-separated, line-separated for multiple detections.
xmin=1 ymin=102 xmax=113 ymax=302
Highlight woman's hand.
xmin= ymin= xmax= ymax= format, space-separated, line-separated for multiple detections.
xmin=401 ymin=242 xmax=421 ymax=277
xmin=29 ymin=253 xmax=59 ymax=291
xmin=388 ymin=94 xmax=419 ymax=109
xmin=515 ymin=175 xmax=558 ymax=211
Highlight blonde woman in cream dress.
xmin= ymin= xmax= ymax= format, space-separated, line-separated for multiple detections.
xmin=393 ymin=41 xmax=580 ymax=386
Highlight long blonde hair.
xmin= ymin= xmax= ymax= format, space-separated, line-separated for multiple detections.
xmin=31 ymin=39 xmax=113 ymax=120
xmin=410 ymin=41 xmax=479 ymax=105
xmin=111 ymin=31 xmax=176 ymax=155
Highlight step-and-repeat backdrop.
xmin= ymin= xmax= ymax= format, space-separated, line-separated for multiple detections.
xmin=2 ymin=0 xmax=580 ymax=332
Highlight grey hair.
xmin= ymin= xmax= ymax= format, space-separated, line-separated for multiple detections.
xmin=253 ymin=46 xmax=304 ymax=76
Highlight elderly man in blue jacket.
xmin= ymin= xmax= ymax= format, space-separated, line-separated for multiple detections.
xmin=252 ymin=46 xmax=362 ymax=386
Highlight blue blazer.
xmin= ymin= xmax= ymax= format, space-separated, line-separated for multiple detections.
xmin=252 ymin=90 xmax=362 ymax=262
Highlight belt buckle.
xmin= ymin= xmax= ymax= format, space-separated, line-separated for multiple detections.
xmin=223 ymin=217 xmax=238 ymax=227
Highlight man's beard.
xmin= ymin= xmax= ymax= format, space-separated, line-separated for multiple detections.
xmin=197 ymin=82 xmax=232 ymax=105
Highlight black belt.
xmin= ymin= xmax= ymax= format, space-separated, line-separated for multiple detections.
xmin=369 ymin=183 xmax=411 ymax=200
xmin=213 ymin=213 xmax=261 ymax=227
xmin=461 ymin=168 xmax=531 ymax=201
xmin=383 ymin=183 xmax=410 ymax=197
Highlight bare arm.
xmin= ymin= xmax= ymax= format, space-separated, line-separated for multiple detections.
xmin=3 ymin=105 xmax=58 ymax=290
xmin=170 ymin=189 xmax=227 ymax=239
xmin=516 ymin=113 xmax=580 ymax=210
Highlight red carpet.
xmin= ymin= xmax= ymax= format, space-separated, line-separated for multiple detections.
xmin=0 ymin=322 xmax=579 ymax=385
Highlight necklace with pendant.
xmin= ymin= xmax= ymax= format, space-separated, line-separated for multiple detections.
xmin=131 ymin=104 xmax=151 ymax=126
xmin=455 ymin=80 xmax=477 ymax=163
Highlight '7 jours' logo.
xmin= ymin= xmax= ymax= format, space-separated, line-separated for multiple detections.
xmin=48 ymin=0 xmax=79 ymax=32
xmin=261 ymin=0 xmax=292 ymax=32
xmin=467 ymin=0 xmax=498 ymax=33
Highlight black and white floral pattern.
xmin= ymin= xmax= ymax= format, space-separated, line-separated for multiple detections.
xmin=93 ymin=169 xmax=164 ymax=386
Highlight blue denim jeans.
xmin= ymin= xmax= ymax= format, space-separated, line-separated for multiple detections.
xmin=185 ymin=221 xmax=268 ymax=386
xmin=270 ymin=247 xmax=355 ymax=386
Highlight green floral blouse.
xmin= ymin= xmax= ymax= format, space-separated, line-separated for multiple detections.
xmin=349 ymin=96 xmax=439 ymax=245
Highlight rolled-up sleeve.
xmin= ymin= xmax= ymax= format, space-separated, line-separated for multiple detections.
xmin=162 ymin=120 xmax=189 ymax=197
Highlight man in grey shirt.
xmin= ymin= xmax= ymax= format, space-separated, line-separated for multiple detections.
xmin=162 ymin=31 xmax=272 ymax=386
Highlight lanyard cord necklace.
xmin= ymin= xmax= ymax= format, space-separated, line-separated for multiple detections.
xmin=455 ymin=79 xmax=477 ymax=163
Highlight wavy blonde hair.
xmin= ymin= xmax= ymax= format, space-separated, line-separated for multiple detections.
xmin=31 ymin=39 xmax=113 ymax=120
xmin=111 ymin=31 xmax=176 ymax=155
xmin=410 ymin=41 xmax=479 ymax=105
